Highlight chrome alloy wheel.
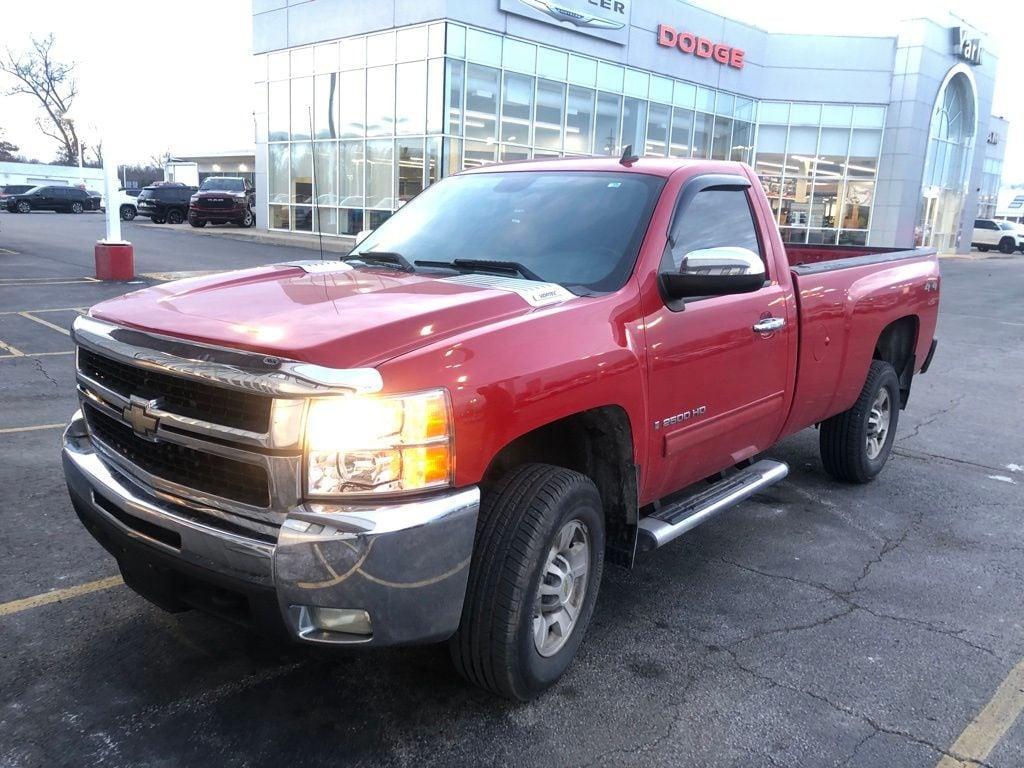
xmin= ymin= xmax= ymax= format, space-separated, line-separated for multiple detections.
xmin=533 ymin=519 xmax=590 ymax=657
xmin=866 ymin=387 xmax=892 ymax=459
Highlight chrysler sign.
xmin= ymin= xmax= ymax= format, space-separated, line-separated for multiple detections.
xmin=500 ymin=0 xmax=631 ymax=44
xmin=657 ymin=24 xmax=745 ymax=69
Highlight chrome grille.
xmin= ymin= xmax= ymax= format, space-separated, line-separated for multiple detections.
xmin=78 ymin=347 xmax=271 ymax=433
xmin=84 ymin=402 xmax=271 ymax=508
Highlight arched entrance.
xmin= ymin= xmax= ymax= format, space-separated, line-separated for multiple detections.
xmin=917 ymin=65 xmax=977 ymax=251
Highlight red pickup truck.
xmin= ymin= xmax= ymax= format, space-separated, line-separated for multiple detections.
xmin=63 ymin=157 xmax=939 ymax=700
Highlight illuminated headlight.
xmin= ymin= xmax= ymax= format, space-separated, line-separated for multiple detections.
xmin=305 ymin=389 xmax=452 ymax=497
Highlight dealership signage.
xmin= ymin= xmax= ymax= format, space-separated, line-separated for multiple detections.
xmin=951 ymin=27 xmax=982 ymax=66
xmin=657 ymin=24 xmax=745 ymax=69
xmin=501 ymin=0 xmax=631 ymax=45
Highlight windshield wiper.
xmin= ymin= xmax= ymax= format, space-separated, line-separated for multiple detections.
xmin=449 ymin=258 xmax=544 ymax=282
xmin=345 ymin=251 xmax=415 ymax=272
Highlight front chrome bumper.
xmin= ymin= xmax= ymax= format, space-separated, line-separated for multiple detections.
xmin=63 ymin=412 xmax=480 ymax=646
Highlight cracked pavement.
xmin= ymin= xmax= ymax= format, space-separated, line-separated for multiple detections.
xmin=1 ymin=215 xmax=1022 ymax=767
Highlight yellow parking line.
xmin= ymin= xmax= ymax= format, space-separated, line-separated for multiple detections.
xmin=0 ymin=350 xmax=74 ymax=360
xmin=0 ymin=423 xmax=65 ymax=434
xmin=936 ymin=659 xmax=1024 ymax=768
xmin=0 ymin=575 xmax=124 ymax=617
xmin=18 ymin=311 xmax=70 ymax=336
xmin=0 ymin=338 xmax=24 ymax=356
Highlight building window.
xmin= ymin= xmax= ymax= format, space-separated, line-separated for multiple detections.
xmin=366 ymin=66 xmax=395 ymax=136
xmin=501 ymin=73 xmax=534 ymax=145
xmin=465 ymin=64 xmax=500 ymax=142
xmin=396 ymin=138 xmax=425 ymax=202
xmin=535 ymin=79 xmax=566 ymax=151
xmin=645 ymin=103 xmax=670 ymax=157
xmin=566 ymin=86 xmax=595 ymax=155
xmin=366 ymin=139 xmax=394 ymax=208
xmin=621 ymin=97 xmax=646 ymax=154
xmin=595 ymin=93 xmax=621 ymax=156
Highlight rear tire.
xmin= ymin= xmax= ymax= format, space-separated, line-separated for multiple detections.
xmin=120 ymin=205 xmax=136 ymax=221
xmin=450 ymin=463 xmax=605 ymax=701
xmin=998 ymin=237 xmax=1015 ymax=254
xmin=167 ymin=209 xmax=185 ymax=225
xmin=820 ymin=360 xmax=900 ymax=484
xmin=977 ymin=244 xmax=989 ymax=252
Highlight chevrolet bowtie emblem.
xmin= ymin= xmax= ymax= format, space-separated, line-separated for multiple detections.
xmin=123 ymin=395 xmax=162 ymax=440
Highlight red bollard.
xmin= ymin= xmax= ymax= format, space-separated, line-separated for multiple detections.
xmin=94 ymin=241 xmax=135 ymax=281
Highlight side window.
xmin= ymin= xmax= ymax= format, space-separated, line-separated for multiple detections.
xmin=974 ymin=219 xmax=984 ymax=228
xmin=53 ymin=188 xmax=68 ymax=198
xmin=666 ymin=188 xmax=763 ymax=273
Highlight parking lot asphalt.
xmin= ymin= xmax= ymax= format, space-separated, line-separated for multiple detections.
xmin=1 ymin=211 xmax=1022 ymax=768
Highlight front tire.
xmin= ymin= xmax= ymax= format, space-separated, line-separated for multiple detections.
xmin=16 ymin=201 xmax=30 ymax=214
xmin=189 ymin=217 xmax=207 ymax=228
xmin=70 ymin=201 xmax=83 ymax=214
xmin=450 ymin=463 xmax=605 ymax=701
xmin=120 ymin=205 xmax=136 ymax=221
xmin=998 ymin=237 xmax=1015 ymax=254
xmin=237 ymin=208 xmax=255 ymax=228
xmin=820 ymin=360 xmax=900 ymax=484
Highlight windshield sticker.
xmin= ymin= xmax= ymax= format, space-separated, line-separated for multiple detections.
xmin=442 ymin=274 xmax=575 ymax=308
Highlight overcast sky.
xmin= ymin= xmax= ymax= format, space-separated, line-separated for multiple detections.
xmin=1 ymin=0 xmax=1022 ymax=182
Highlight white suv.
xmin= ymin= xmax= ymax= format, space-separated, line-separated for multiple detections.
xmin=972 ymin=219 xmax=1024 ymax=253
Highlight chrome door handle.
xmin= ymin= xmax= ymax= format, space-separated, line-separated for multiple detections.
xmin=753 ymin=317 xmax=785 ymax=333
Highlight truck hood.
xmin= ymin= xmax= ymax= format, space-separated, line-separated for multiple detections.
xmin=90 ymin=262 xmax=574 ymax=368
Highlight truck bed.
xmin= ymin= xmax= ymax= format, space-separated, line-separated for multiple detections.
xmin=785 ymin=244 xmax=934 ymax=274
xmin=778 ymin=243 xmax=940 ymax=440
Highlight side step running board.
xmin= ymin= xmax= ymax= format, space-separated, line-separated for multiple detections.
xmin=637 ymin=459 xmax=789 ymax=552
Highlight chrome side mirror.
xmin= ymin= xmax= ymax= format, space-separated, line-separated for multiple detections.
xmin=660 ymin=246 xmax=766 ymax=299
xmin=354 ymin=229 xmax=373 ymax=245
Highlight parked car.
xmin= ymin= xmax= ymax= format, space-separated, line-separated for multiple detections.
xmin=86 ymin=190 xmax=104 ymax=211
xmin=64 ymin=157 xmax=940 ymax=700
xmin=0 ymin=184 xmax=35 ymax=207
xmin=188 ymin=176 xmax=255 ymax=228
xmin=136 ymin=183 xmax=196 ymax=224
xmin=4 ymin=185 xmax=96 ymax=214
xmin=972 ymin=218 xmax=1024 ymax=253
xmin=112 ymin=189 xmax=138 ymax=221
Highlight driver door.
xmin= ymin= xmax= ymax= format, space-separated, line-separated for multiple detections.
xmin=642 ymin=178 xmax=794 ymax=501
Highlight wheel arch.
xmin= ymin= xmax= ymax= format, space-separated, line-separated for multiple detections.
xmin=873 ymin=315 xmax=919 ymax=408
xmin=481 ymin=405 xmax=639 ymax=567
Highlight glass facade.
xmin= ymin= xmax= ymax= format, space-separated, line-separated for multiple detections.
xmin=918 ymin=71 xmax=976 ymax=251
xmin=977 ymin=156 xmax=1002 ymax=219
xmin=254 ymin=22 xmax=885 ymax=241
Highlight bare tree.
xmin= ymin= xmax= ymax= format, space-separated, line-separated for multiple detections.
xmin=88 ymin=137 xmax=103 ymax=167
xmin=0 ymin=35 xmax=82 ymax=165
xmin=148 ymin=149 xmax=172 ymax=169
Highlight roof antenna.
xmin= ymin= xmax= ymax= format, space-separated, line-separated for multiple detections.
xmin=308 ymin=106 xmax=325 ymax=262
xmin=619 ymin=143 xmax=639 ymax=166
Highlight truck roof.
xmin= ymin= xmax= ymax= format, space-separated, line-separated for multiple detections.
xmin=459 ymin=156 xmax=751 ymax=178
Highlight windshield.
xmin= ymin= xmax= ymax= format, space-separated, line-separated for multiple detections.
xmin=997 ymin=222 xmax=1016 ymax=230
xmin=200 ymin=177 xmax=245 ymax=192
xmin=349 ymin=171 xmax=665 ymax=293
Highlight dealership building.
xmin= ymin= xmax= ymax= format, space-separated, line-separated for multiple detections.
xmin=251 ymin=0 xmax=1005 ymax=252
